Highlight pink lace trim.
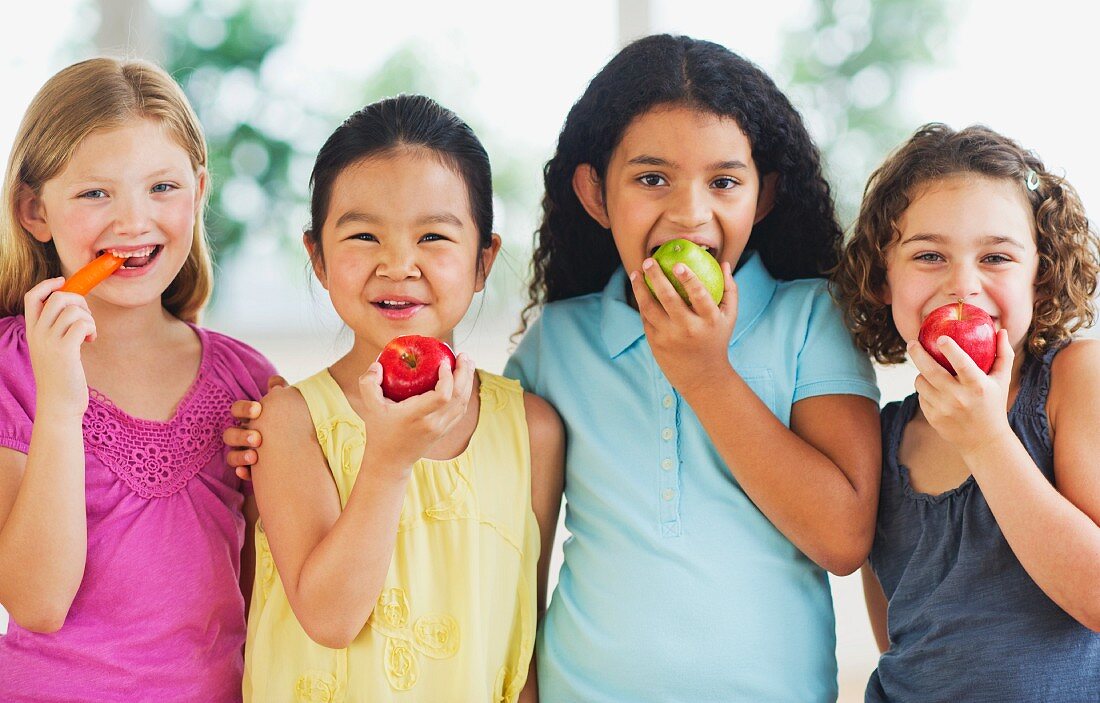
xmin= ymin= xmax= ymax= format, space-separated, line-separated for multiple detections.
xmin=83 ymin=371 xmax=234 ymax=499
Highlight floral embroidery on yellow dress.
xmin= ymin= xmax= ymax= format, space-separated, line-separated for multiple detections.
xmin=243 ymin=370 xmax=539 ymax=703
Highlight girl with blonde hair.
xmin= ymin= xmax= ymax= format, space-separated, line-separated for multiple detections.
xmin=0 ymin=57 xmax=275 ymax=701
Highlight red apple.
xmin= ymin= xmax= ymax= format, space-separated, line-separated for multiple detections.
xmin=918 ymin=302 xmax=997 ymax=375
xmin=377 ymin=335 xmax=456 ymax=401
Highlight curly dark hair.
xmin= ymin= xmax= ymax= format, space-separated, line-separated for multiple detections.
xmin=832 ymin=123 xmax=1100 ymax=363
xmin=517 ymin=34 xmax=842 ymax=335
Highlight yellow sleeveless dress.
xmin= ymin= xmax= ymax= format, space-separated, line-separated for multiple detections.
xmin=244 ymin=369 xmax=539 ymax=703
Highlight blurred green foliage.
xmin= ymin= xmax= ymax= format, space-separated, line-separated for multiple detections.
xmin=781 ymin=0 xmax=950 ymax=229
xmin=160 ymin=0 xmax=302 ymax=261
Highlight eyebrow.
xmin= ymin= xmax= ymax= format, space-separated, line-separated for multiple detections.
xmin=334 ymin=211 xmax=465 ymax=229
xmin=72 ymin=168 xmax=186 ymax=183
xmin=626 ymin=155 xmax=748 ymax=171
xmin=899 ymin=233 xmax=1028 ymax=249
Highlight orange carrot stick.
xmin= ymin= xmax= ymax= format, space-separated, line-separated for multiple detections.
xmin=59 ymin=253 xmax=127 ymax=295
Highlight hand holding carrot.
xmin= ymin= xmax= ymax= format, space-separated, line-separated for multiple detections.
xmin=24 ymin=278 xmax=96 ymax=418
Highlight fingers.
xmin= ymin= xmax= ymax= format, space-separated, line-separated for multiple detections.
xmin=358 ymin=362 xmax=387 ymax=405
xmin=267 ymin=374 xmax=288 ymax=392
xmin=935 ymin=336 xmax=985 ymax=385
xmin=230 ymin=399 xmax=262 ymax=422
xmin=671 ymin=263 xmax=719 ymax=313
xmin=223 ymin=425 xmax=260 ymax=449
xmin=989 ymin=329 xmax=1014 ymax=381
xmin=23 ymin=277 xmax=66 ymax=326
xmin=451 ymin=353 xmax=475 ymax=402
xmin=228 ymin=450 xmax=257 ymax=473
xmin=630 ymin=268 xmax=669 ymax=324
xmin=906 ymin=340 xmax=953 ymax=387
xmin=433 ymin=355 xmax=456 ymax=399
xmin=717 ymin=261 xmax=738 ymax=325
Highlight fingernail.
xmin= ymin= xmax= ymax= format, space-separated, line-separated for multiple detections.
xmin=629 ymin=271 xmax=638 ymax=282
xmin=642 ymin=259 xmax=654 ymax=270
xmin=674 ymin=264 xmax=685 ymax=275
xmin=248 ymin=433 xmax=258 ymax=446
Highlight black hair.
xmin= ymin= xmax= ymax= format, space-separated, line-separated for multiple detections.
xmin=520 ymin=34 xmax=841 ymax=332
xmin=306 ymin=94 xmax=493 ymax=267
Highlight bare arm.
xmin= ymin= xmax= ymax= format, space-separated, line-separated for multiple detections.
xmin=254 ymin=357 xmax=476 ymax=649
xmin=956 ymin=340 xmax=1100 ymax=631
xmin=0 ymin=281 xmax=97 ymax=632
xmin=912 ymin=334 xmax=1100 ymax=631
xmin=861 ymin=562 xmax=890 ymax=653
xmin=518 ymin=393 xmax=565 ymax=703
xmin=630 ymin=261 xmax=881 ymax=575
xmin=686 ymin=377 xmax=882 ymax=575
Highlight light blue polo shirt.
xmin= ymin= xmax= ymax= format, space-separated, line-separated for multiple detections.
xmin=504 ymin=252 xmax=879 ymax=702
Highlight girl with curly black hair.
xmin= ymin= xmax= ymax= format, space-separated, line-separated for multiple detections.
xmin=504 ymin=34 xmax=881 ymax=701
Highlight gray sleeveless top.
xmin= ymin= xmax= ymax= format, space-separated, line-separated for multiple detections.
xmin=867 ymin=344 xmax=1100 ymax=702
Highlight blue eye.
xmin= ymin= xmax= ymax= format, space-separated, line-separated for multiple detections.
xmin=983 ymin=254 xmax=1011 ymax=264
xmin=79 ymin=189 xmax=107 ymax=200
xmin=915 ymin=252 xmax=944 ymax=262
xmin=151 ymin=183 xmax=176 ymax=193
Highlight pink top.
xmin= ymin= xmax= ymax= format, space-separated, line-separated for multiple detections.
xmin=0 ymin=316 xmax=275 ymax=702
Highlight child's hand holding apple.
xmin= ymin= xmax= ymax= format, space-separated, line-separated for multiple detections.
xmin=629 ymin=240 xmax=738 ymax=395
xmin=357 ymin=336 xmax=475 ymax=474
xmin=908 ymin=304 xmax=1015 ymax=456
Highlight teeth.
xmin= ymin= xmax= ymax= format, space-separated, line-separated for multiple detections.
xmin=380 ymin=300 xmax=415 ymax=306
xmin=108 ymin=245 xmax=156 ymax=259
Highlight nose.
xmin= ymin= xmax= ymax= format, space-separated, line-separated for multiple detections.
xmin=376 ymin=241 xmax=421 ymax=280
xmin=112 ymin=192 xmax=153 ymax=239
xmin=945 ymin=261 xmax=981 ymax=301
xmin=666 ymin=182 xmax=712 ymax=230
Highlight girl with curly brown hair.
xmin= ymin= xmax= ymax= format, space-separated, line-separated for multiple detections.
xmin=833 ymin=123 xmax=1100 ymax=701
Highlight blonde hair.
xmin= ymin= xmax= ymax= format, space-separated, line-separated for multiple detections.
xmin=0 ymin=57 xmax=213 ymax=322
xmin=832 ymin=123 xmax=1099 ymax=362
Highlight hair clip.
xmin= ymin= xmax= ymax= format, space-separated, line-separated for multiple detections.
xmin=1026 ymin=169 xmax=1040 ymax=191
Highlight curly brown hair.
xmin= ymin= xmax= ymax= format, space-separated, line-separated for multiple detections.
xmin=831 ymin=123 xmax=1099 ymax=364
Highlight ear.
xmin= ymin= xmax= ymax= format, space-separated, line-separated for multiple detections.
xmin=572 ymin=164 xmax=611 ymax=229
xmin=16 ymin=184 xmax=51 ymax=243
xmin=474 ymin=233 xmax=503 ymax=293
xmin=303 ymin=232 xmax=327 ymax=289
xmin=753 ymin=172 xmax=779 ymax=224
xmin=193 ymin=166 xmax=208 ymax=212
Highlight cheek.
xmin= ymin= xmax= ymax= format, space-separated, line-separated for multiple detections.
xmin=163 ymin=202 xmax=197 ymax=236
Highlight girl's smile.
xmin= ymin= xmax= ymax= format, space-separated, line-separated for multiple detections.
xmin=20 ymin=118 xmax=202 ymax=309
xmin=312 ymin=149 xmax=499 ymax=355
xmin=883 ymin=174 xmax=1039 ymax=357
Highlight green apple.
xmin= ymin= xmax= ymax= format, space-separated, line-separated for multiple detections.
xmin=645 ymin=238 xmax=724 ymax=306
